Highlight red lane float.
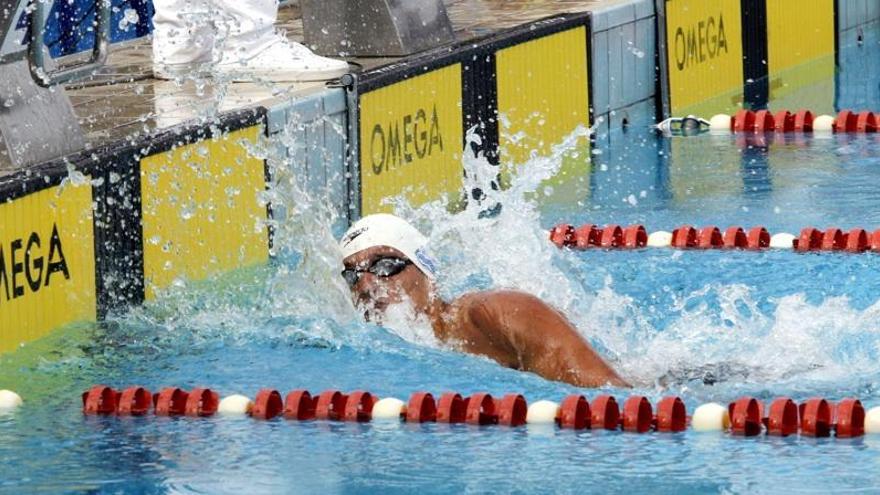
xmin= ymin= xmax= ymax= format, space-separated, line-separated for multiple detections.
xmin=252 ymin=389 xmax=284 ymax=420
xmin=623 ymin=396 xmax=653 ymax=433
xmin=574 ymin=224 xmax=600 ymax=249
xmin=835 ymin=110 xmax=858 ymax=133
xmin=821 ymin=228 xmax=845 ymax=251
xmin=794 ymin=227 xmax=855 ymax=252
xmin=118 ymin=387 xmax=152 ymax=416
xmin=697 ymin=226 xmax=722 ymax=249
xmin=723 ymin=227 xmax=747 ymax=248
xmin=835 ymin=398 xmax=866 ymax=438
xmin=872 ymin=229 xmax=880 ymax=252
xmin=766 ymin=397 xmax=799 ymax=436
xmin=457 ymin=392 xmax=529 ymax=427
xmin=83 ymin=386 xmax=207 ymax=417
xmin=734 ymin=109 xmax=755 ymax=133
xmin=559 ymin=394 xmax=591 ymax=429
xmin=774 ymin=111 xmax=795 ymax=132
xmin=185 ymin=388 xmax=219 ymax=417
xmin=794 ymin=110 xmax=813 ymax=132
xmin=800 ymin=398 xmax=832 ymax=437
xmin=856 ymin=111 xmax=877 ymax=133
xmin=600 ymin=225 xmax=624 ymax=248
xmin=623 ymin=225 xmax=648 ymax=248
xmin=549 ymin=224 xmax=575 ymax=248
xmin=497 ymin=394 xmax=528 ymax=427
xmin=754 ymin=110 xmax=775 ymax=132
xmin=315 ymin=390 xmax=348 ymax=421
xmin=558 ymin=394 xmax=685 ymax=433
xmin=436 ymin=392 xmax=466 ymax=423
xmin=155 ymin=387 xmax=189 ymax=416
xmin=83 ymin=385 xmax=120 ymax=415
xmin=655 ymin=396 xmax=687 ymax=432
xmin=590 ymin=395 xmax=621 ymax=430
xmin=672 ymin=225 xmax=697 ymax=248
xmin=729 ymin=397 xmax=763 ymax=436
xmin=795 ymin=228 xmax=822 ymax=252
xmin=846 ymin=229 xmax=869 ymax=253
xmin=284 ymin=390 xmax=316 ymax=420
xmin=408 ymin=392 xmax=438 ymax=423
xmin=747 ymin=227 xmax=770 ymax=249
xmin=344 ymin=390 xmax=376 ymax=422
xmin=466 ymin=392 xmax=497 ymax=425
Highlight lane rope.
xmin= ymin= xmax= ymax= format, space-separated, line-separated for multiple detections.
xmin=79 ymin=385 xmax=880 ymax=439
xmin=708 ymin=109 xmax=878 ymax=134
xmin=549 ymin=224 xmax=880 ymax=253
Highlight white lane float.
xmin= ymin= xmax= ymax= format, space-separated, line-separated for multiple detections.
xmin=692 ymin=403 xmax=730 ymax=432
xmin=647 ymin=230 xmax=673 ymax=248
xmin=526 ymin=400 xmax=560 ymax=425
xmin=0 ymin=390 xmax=22 ymax=411
xmin=813 ymin=114 xmax=836 ymax=132
xmin=709 ymin=114 xmax=733 ymax=132
xmin=865 ymin=407 xmax=880 ymax=434
xmin=218 ymin=394 xmax=254 ymax=416
xmin=372 ymin=397 xmax=406 ymax=420
xmin=769 ymin=233 xmax=796 ymax=249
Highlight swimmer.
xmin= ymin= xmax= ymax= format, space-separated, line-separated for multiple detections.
xmin=340 ymin=214 xmax=629 ymax=388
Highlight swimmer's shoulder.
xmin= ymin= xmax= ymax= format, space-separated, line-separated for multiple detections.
xmin=454 ymin=290 xmax=548 ymax=324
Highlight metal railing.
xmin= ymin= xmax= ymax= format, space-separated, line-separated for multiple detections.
xmin=27 ymin=0 xmax=111 ymax=86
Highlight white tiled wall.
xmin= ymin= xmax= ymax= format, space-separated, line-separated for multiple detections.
xmin=840 ymin=0 xmax=880 ymax=31
xmin=590 ymin=0 xmax=657 ymax=139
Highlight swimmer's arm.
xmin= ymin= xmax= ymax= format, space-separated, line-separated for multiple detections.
xmin=469 ymin=291 xmax=629 ymax=388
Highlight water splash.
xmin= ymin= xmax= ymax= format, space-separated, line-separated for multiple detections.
xmin=372 ymin=298 xmax=442 ymax=349
xmin=389 ymin=126 xmax=593 ymax=308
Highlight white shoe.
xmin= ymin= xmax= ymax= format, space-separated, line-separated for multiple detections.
xmin=216 ymin=39 xmax=350 ymax=82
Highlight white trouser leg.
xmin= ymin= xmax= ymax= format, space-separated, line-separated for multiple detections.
xmin=213 ymin=0 xmax=281 ymax=64
xmin=152 ymin=0 xmax=215 ymax=69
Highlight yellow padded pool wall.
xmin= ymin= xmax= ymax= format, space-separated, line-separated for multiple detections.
xmin=766 ymin=0 xmax=836 ymax=113
xmin=140 ymin=125 xmax=270 ymax=300
xmin=496 ymin=26 xmax=592 ymax=204
xmin=665 ymin=0 xmax=745 ymax=116
xmin=496 ymin=26 xmax=590 ymax=166
xmin=0 ymin=183 xmax=96 ymax=353
xmin=358 ymin=65 xmax=464 ymax=215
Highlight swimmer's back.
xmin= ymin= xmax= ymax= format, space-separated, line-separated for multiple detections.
xmin=446 ymin=290 xmax=628 ymax=387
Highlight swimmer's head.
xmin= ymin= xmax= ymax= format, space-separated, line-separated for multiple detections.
xmin=339 ymin=214 xmax=439 ymax=320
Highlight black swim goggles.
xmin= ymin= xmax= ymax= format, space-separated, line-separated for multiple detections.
xmin=342 ymin=256 xmax=413 ymax=287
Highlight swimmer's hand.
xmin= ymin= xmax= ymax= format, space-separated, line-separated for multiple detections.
xmin=455 ymin=290 xmax=629 ymax=388
xmin=658 ymin=361 xmax=755 ymax=387
xmin=657 ymin=361 xmax=823 ymax=387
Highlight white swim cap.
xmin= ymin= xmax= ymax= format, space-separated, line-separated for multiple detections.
xmin=340 ymin=214 xmax=438 ymax=279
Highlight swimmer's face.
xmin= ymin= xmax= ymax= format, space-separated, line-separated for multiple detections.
xmin=342 ymin=246 xmax=432 ymax=321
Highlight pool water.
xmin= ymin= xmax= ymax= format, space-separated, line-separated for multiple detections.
xmin=3 ymin=22 xmax=880 ymax=495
